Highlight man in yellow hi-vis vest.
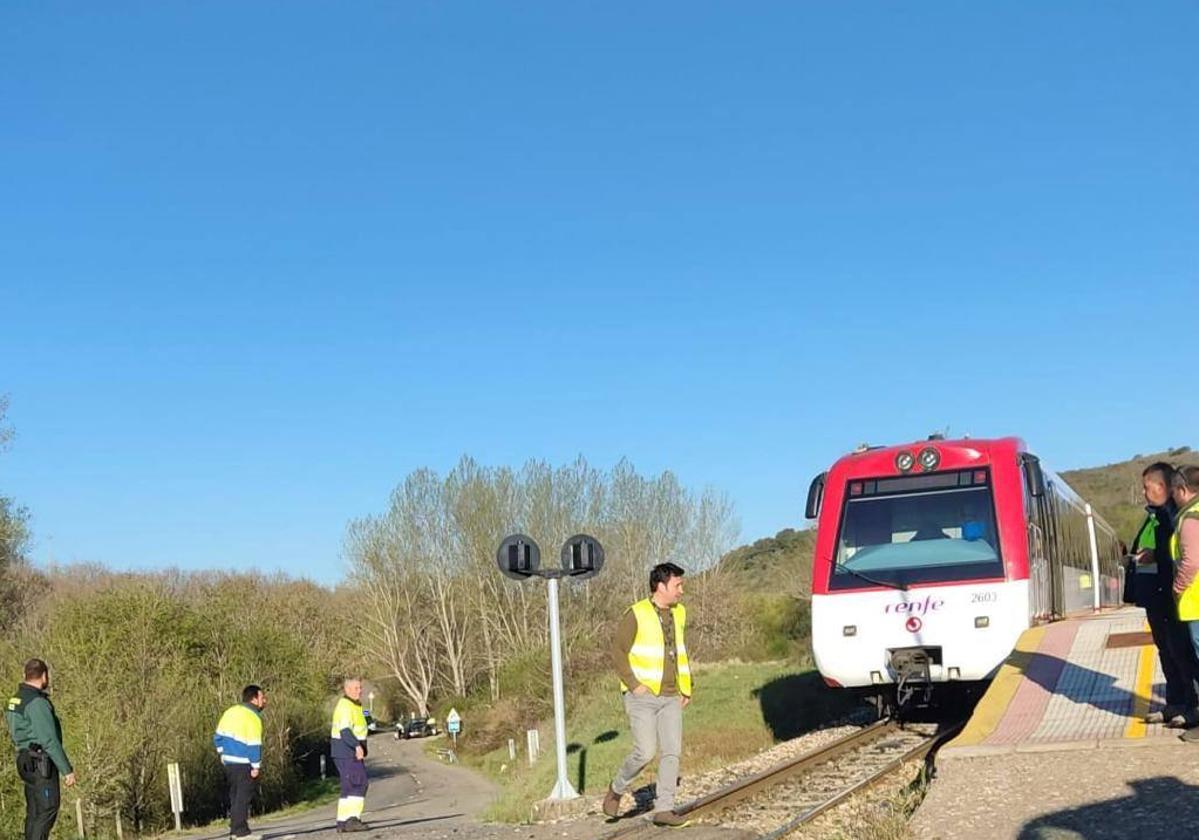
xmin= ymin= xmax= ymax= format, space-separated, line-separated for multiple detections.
xmin=603 ymin=562 xmax=692 ymax=828
xmin=1170 ymin=466 xmax=1199 ymax=743
xmin=330 ymin=678 xmax=371 ymax=833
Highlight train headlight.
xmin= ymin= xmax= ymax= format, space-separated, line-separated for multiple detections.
xmin=974 ymin=616 xmax=990 ymax=628
xmin=917 ymin=446 xmax=941 ymax=472
xmin=842 ymin=625 xmax=857 ymax=637
xmin=895 ymin=451 xmax=916 ymax=472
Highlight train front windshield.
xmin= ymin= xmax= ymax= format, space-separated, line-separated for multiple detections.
xmin=831 ymin=469 xmax=1004 ymax=590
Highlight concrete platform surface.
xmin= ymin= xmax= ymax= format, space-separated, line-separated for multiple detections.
xmin=912 ymin=608 xmax=1199 ymax=840
xmin=944 ymin=608 xmax=1179 ymax=757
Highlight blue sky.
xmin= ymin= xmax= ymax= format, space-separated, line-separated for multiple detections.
xmin=2 ymin=3 xmax=1196 ymax=585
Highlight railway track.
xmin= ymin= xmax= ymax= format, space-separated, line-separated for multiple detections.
xmin=601 ymin=717 xmax=963 ymax=839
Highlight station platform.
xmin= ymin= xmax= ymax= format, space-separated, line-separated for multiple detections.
xmin=944 ymin=607 xmax=1178 ymax=756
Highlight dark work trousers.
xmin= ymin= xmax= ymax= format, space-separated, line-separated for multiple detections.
xmin=1146 ymin=600 xmax=1199 ymax=709
xmin=333 ymin=757 xmax=369 ymax=824
xmin=223 ymin=763 xmax=259 ymax=837
xmin=16 ymin=750 xmax=60 ymax=840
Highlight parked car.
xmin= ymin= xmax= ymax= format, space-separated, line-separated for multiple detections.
xmin=398 ymin=716 xmax=439 ymax=740
xmin=363 ymin=709 xmax=379 ymax=733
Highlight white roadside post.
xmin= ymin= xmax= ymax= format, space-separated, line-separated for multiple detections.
xmin=167 ymin=761 xmax=184 ymax=831
xmin=497 ymin=533 xmax=604 ymax=804
xmin=526 ymin=729 xmax=538 ymax=765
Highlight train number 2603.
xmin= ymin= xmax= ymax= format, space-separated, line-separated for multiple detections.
xmin=971 ymin=591 xmax=998 ymax=603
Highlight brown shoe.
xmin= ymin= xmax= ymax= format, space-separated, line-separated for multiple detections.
xmin=652 ymin=811 xmax=690 ymax=827
xmin=602 ymin=785 xmax=622 ymax=818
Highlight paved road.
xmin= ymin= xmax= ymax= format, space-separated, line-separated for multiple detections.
xmin=191 ymin=734 xmax=750 ymax=840
xmin=190 ymin=733 xmax=492 ymax=839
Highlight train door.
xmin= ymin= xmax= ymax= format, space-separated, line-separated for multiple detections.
xmin=1027 ymin=516 xmax=1051 ymax=621
xmin=1040 ymin=489 xmax=1065 ymax=617
xmin=1023 ymin=454 xmax=1061 ymax=619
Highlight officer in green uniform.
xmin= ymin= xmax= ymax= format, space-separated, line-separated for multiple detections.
xmin=5 ymin=658 xmax=76 ymax=840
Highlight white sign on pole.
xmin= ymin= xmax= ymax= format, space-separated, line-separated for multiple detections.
xmin=167 ymin=761 xmax=184 ymax=830
xmin=446 ymin=708 xmax=461 ymax=734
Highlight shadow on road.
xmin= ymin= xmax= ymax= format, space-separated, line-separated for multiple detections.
xmin=1017 ymin=776 xmax=1199 ymax=839
xmin=261 ymin=813 xmax=462 ymax=838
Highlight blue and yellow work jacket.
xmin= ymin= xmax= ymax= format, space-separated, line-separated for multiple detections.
xmin=330 ymin=696 xmax=369 ymax=762
xmin=213 ymin=703 xmax=263 ymax=769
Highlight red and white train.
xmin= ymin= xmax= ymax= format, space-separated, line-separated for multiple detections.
xmin=805 ymin=436 xmax=1123 ymax=711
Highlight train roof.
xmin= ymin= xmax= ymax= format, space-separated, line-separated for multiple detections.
xmin=830 ymin=436 xmax=1026 ymax=471
xmin=823 ymin=435 xmax=1117 ymax=537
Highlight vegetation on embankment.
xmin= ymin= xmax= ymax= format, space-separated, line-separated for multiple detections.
xmin=0 ymin=570 xmax=356 ymax=838
xmin=1062 ymin=446 xmax=1195 ymax=539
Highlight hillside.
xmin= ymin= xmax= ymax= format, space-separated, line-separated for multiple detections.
xmin=718 ymin=526 xmax=816 ymax=595
xmin=1061 ymin=446 xmax=1195 ymax=541
xmin=719 ymin=446 xmax=1198 ymax=592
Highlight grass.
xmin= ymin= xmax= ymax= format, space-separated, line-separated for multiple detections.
xmin=465 ymin=659 xmax=860 ymax=822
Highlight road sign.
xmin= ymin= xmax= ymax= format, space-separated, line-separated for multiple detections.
xmin=447 ymin=708 xmax=461 ymax=734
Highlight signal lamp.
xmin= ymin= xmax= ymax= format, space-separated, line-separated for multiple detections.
xmin=974 ymin=616 xmax=990 ymax=628
xmin=842 ymin=625 xmax=857 ymax=637
xmin=895 ymin=451 xmax=916 ymax=472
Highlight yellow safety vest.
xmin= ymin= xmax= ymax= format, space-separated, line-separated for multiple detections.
xmin=620 ymin=598 xmax=692 ymax=697
xmin=330 ymin=697 xmax=369 ymax=740
xmin=1172 ymin=498 xmax=1199 ymax=621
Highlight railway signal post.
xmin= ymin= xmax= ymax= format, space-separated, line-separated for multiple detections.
xmin=497 ymin=533 xmax=604 ymax=802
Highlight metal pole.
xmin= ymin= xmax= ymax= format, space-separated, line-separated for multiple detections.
xmin=1085 ymin=503 xmax=1101 ymax=611
xmin=546 ymin=576 xmax=579 ymax=800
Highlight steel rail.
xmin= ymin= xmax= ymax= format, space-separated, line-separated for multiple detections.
xmin=757 ymin=719 xmax=965 ymax=839
xmin=599 ymin=718 xmax=901 ymax=839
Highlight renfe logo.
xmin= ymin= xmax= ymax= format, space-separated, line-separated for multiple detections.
xmin=884 ymin=595 xmax=945 ymax=615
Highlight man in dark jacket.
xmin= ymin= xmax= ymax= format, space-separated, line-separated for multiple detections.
xmin=5 ymin=658 xmax=77 ymax=840
xmin=1133 ymin=464 xmax=1198 ymax=725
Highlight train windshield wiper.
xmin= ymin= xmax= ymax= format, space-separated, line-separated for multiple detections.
xmin=834 ymin=562 xmax=909 ymax=591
